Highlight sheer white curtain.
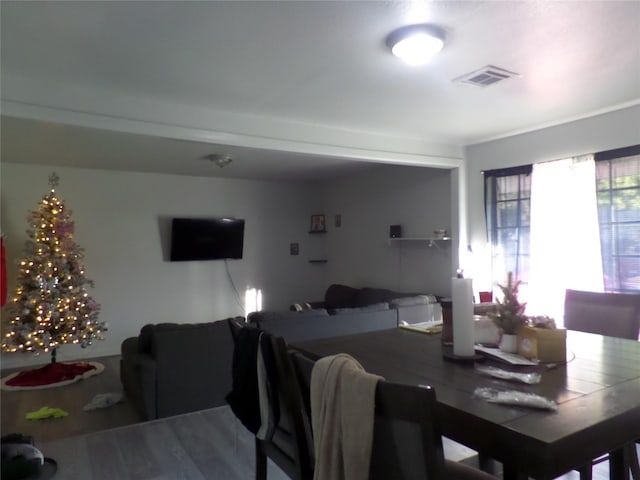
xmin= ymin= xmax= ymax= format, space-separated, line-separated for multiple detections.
xmin=528 ymin=155 xmax=604 ymax=325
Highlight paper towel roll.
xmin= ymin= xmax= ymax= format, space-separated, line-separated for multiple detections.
xmin=452 ymin=277 xmax=475 ymax=357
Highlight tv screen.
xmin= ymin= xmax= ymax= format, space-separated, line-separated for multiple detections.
xmin=170 ymin=217 xmax=245 ymax=261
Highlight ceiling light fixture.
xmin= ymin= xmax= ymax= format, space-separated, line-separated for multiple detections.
xmin=386 ymin=23 xmax=446 ymax=66
xmin=205 ymin=153 xmax=233 ymax=168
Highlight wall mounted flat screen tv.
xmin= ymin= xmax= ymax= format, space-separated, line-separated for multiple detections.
xmin=170 ymin=217 xmax=245 ymax=261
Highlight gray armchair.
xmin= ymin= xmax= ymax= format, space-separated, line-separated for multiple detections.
xmin=120 ymin=318 xmax=241 ymax=420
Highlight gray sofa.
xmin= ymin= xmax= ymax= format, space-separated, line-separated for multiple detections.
xmin=254 ymin=284 xmax=503 ymax=344
xmin=248 ymin=303 xmax=399 ymax=343
xmin=250 ymin=284 xmax=444 ymax=343
xmin=294 ymin=283 xmax=437 ymax=312
xmin=120 ymin=318 xmax=241 ymax=420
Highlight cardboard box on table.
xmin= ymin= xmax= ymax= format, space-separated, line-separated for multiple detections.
xmin=517 ymin=326 xmax=567 ymax=362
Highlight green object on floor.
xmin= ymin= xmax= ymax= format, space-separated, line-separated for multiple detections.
xmin=25 ymin=406 xmax=69 ymax=420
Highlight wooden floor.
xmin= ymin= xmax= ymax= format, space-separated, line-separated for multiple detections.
xmin=40 ymin=406 xmax=289 ymax=480
xmin=1 ymin=354 xmax=633 ymax=479
xmin=1 ymin=354 xmax=141 ymax=443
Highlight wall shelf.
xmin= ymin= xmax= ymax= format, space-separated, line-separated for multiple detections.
xmin=388 ymin=237 xmax=452 ymax=248
xmin=308 ymin=259 xmax=328 ymax=264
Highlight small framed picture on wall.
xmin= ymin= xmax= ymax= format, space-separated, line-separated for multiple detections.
xmin=309 ymin=214 xmax=326 ymax=232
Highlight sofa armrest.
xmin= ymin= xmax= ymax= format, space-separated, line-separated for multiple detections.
xmin=120 ymin=339 xmax=157 ymax=421
xmin=121 ymin=336 xmax=139 ymax=357
xmin=137 ymin=355 xmax=157 ymax=420
xmin=395 ymin=303 xmax=443 ymax=325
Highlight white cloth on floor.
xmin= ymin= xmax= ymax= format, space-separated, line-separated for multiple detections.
xmin=83 ymin=393 xmax=123 ymax=411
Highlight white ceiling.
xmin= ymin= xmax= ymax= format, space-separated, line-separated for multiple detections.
xmin=0 ymin=116 xmax=384 ymax=182
xmin=2 ymin=1 xmax=639 ymax=181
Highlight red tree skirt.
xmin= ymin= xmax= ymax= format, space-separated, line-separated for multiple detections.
xmin=1 ymin=361 xmax=104 ymax=391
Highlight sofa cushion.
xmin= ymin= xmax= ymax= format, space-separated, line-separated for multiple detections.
xmin=333 ymin=302 xmax=390 ymax=314
xmin=139 ymin=322 xmax=194 ymax=355
xmin=355 ymin=287 xmax=400 ymax=307
xmin=324 ymin=284 xmax=359 ymax=310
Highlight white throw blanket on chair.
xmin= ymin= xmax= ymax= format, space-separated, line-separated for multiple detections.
xmin=310 ymin=353 xmax=383 ymax=480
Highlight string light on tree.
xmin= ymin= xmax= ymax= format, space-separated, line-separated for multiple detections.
xmin=2 ymin=172 xmax=105 ymax=363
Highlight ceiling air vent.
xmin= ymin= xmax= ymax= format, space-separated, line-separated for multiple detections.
xmin=454 ymin=65 xmax=520 ymax=87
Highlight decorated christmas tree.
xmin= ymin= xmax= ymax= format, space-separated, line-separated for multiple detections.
xmin=2 ymin=173 xmax=105 ymax=363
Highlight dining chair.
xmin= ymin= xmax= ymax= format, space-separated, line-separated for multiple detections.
xmin=564 ymin=289 xmax=640 ymax=339
xmin=631 ymin=445 xmax=640 ymax=479
xmin=227 ymin=316 xmax=245 ymax=343
xmin=255 ymin=335 xmax=314 ymax=480
xmin=290 ymin=350 xmax=498 ymax=480
xmin=227 ymin=319 xmax=314 ymax=480
xmin=226 ymin=319 xmax=264 ymax=436
xmin=564 ymin=289 xmax=640 ymax=479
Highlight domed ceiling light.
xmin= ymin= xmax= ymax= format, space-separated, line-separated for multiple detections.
xmin=386 ymin=24 xmax=446 ymax=66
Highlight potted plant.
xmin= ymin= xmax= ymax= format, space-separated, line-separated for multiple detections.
xmin=488 ymin=272 xmax=528 ymax=352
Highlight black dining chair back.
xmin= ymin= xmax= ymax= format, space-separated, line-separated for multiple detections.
xmin=289 ymin=350 xmax=497 ymax=480
xmin=289 ymin=350 xmax=316 ymax=422
xmin=255 ymin=335 xmax=314 ymax=480
xmin=564 ymin=289 xmax=640 ymax=479
xmin=564 ymin=289 xmax=640 ymax=340
xmin=226 ymin=320 xmax=313 ymax=480
xmin=227 ymin=316 xmax=245 ymax=343
xmin=369 ymin=381 xmax=446 ymax=479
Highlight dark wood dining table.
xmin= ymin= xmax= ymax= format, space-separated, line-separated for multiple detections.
xmin=295 ymin=328 xmax=640 ymax=480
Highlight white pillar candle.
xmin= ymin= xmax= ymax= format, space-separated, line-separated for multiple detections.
xmin=452 ymin=277 xmax=475 ymax=357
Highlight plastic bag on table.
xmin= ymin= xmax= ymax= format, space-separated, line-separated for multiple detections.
xmin=475 ymin=365 xmax=541 ymax=384
xmin=473 ymin=387 xmax=557 ymax=411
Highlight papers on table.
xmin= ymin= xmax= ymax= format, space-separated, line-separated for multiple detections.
xmin=399 ymin=321 xmax=443 ymax=334
xmin=398 ymin=324 xmax=538 ymax=365
xmin=475 ymin=346 xmax=538 ymax=365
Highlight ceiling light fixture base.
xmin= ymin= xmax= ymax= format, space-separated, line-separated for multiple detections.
xmin=205 ymin=153 xmax=233 ymax=168
xmin=386 ymin=23 xmax=446 ymax=66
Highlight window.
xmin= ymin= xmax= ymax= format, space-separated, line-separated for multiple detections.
xmin=484 ymin=145 xmax=640 ymax=297
xmin=484 ymin=165 xmax=532 ymax=289
xmin=595 ymin=146 xmax=640 ymax=293
xmin=244 ymin=287 xmax=263 ymax=315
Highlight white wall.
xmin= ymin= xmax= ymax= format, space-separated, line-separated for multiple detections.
xmin=464 ymin=105 xmax=640 ymax=291
xmin=323 ymin=165 xmax=454 ymax=297
xmin=4 ymin=106 xmax=633 ymax=368
xmin=1 ymin=164 xmax=327 ymax=367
